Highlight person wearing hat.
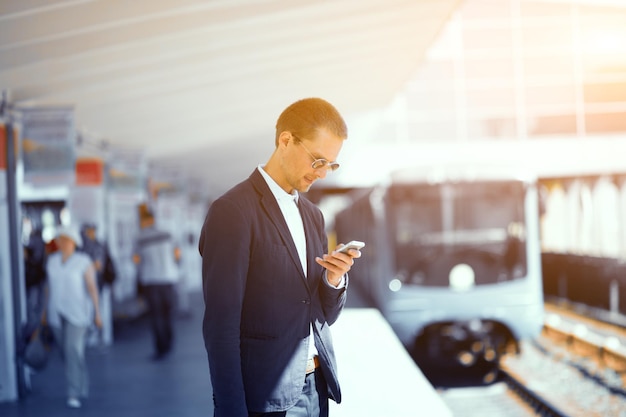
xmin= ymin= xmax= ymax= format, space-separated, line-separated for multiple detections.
xmin=43 ymin=224 xmax=102 ymax=409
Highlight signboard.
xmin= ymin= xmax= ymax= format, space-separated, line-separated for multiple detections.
xmin=76 ymin=157 xmax=104 ymax=186
xmin=0 ymin=122 xmax=18 ymax=175
xmin=148 ymin=166 xmax=186 ymax=200
xmin=19 ymin=107 xmax=76 ymax=186
xmin=106 ymin=149 xmax=146 ymax=191
xmin=0 ymin=124 xmax=6 ymax=171
xmin=69 ymin=157 xmax=106 ymax=233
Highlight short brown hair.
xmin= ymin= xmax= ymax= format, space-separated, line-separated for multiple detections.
xmin=275 ymin=98 xmax=348 ymax=146
xmin=138 ymin=203 xmax=154 ymax=222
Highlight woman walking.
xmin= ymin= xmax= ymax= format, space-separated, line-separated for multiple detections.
xmin=44 ymin=224 xmax=102 ymax=408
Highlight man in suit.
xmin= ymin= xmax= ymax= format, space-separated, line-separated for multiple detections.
xmin=199 ymin=97 xmax=362 ymax=417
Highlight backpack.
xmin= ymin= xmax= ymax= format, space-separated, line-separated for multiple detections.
xmin=102 ymin=248 xmax=117 ymax=285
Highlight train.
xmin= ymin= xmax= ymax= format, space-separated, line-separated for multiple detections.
xmin=333 ymin=164 xmax=545 ymax=381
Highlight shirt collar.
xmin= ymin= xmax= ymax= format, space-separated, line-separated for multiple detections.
xmin=257 ymin=165 xmax=299 ymax=204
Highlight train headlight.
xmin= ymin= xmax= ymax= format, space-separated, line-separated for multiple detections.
xmin=389 ymin=278 xmax=402 ymax=292
xmin=449 ymin=263 xmax=475 ymax=292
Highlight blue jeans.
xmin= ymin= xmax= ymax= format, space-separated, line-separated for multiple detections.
xmin=248 ymin=370 xmax=329 ymax=417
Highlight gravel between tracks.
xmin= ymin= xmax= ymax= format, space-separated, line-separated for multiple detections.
xmin=502 ymin=338 xmax=626 ymax=417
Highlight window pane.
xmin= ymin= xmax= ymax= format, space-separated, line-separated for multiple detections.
xmin=407 ymin=88 xmax=455 ymax=112
xmin=521 ymin=2 xmax=572 ymax=18
xmin=525 ymin=84 xmax=576 ymax=107
xmin=468 ymin=118 xmax=517 ymax=140
xmin=466 ymin=86 xmax=516 ymax=111
xmin=524 ymin=56 xmax=575 ymax=78
xmin=584 ymin=82 xmax=626 ymax=103
xmin=463 ymin=28 xmax=513 ymax=50
xmin=464 ymin=57 xmax=515 ymax=80
xmin=410 ymin=60 xmax=456 ymax=84
xmin=585 ymin=112 xmax=626 ymax=133
xmin=522 ymin=23 xmax=573 ymax=49
xmin=529 ymin=114 xmax=577 ymax=136
xmin=461 ymin=0 xmax=511 ymax=20
xmin=408 ymin=121 xmax=457 ymax=141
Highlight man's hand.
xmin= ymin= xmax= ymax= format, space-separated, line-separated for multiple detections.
xmin=315 ymin=243 xmax=362 ymax=286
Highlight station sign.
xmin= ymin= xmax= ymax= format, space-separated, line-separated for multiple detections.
xmin=76 ymin=157 xmax=104 ymax=186
xmin=106 ymin=149 xmax=146 ymax=191
xmin=18 ymin=107 xmax=76 ymax=186
xmin=69 ymin=156 xmax=106 ymax=231
xmin=0 ymin=123 xmax=18 ymax=173
xmin=0 ymin=124 xmax=6 ymax=171
xmin=147 ymin=166 xmax=186 ymax=200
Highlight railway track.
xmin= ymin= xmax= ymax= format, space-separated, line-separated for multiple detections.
xmin=499 ymin=303 xmax=626 ymax=417
xmin=438 ymin=302 xmax=626 ymax=416
xmin=543 ymin=301 xmax=626 ymax=389
xmin=438 ymin=380 xmax=540 ymax=417
xmin=500 ymin=368 xmax=572 ymax=417
xmin=437 ymin=365 xmax=586 ymax=417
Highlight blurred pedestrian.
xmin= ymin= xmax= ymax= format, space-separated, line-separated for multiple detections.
xmin=23 ymin=226 xmax=47 ymax=338
xmin=43 ymin=224 xmax=102 ymax=409
xmin=133 ymin=204 xmax=180 ymax=361
xmin=199 ymin=97 xmax=362 ymax=416
xmin=81 ymin=223 xmax=106 ymax=289
xmin=81 ymin=222 xmax=116 ymax=347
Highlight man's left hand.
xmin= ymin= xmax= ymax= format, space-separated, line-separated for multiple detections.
xmin=315 ymin=244 xmax=362 ymax=286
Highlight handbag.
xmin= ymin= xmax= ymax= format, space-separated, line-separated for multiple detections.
xmin=24 ymin=325 xmax=52 ymax=370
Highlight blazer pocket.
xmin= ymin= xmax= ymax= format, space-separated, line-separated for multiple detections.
xmin=241 ymin=332 xmax=278 ymax=341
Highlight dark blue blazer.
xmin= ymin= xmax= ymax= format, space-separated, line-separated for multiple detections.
xmin=199 ymin=169 xmax=348 ymax=416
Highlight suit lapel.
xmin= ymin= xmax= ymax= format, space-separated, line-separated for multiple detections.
xmin=251 ymin=170 xmax=308 ymax=284
xmin=298 ymin=199 xmax=319 ymax=285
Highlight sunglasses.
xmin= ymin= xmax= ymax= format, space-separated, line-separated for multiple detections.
xmin=291 ymin=134 xmax=340 ymax=171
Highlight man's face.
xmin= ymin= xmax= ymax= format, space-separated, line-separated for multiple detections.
xmin=85 ymin=227 xmax=96 ymax=240
xmin=280 ymin=128 xmax=344 ymax=194
xmin=56 ymin=235 xmax=76 ymax=252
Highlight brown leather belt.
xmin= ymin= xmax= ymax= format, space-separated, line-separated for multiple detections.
xmin=305 ymin=356 xmax=320 ymax=374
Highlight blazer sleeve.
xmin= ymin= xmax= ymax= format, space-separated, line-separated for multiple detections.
xmin=319 ymin=273 xmax=348 ymax=326
xmin=199 ymin=197 xmax=250 ymax=417
xmin=314 ymin=210 xmax=348 ymax=326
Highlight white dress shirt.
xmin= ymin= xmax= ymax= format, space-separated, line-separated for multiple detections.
xmin=257 ymin=165 xmax=345 ymax=360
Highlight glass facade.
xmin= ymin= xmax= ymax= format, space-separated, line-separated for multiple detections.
xmin=390 ymin=0 xmax=626 ymax=142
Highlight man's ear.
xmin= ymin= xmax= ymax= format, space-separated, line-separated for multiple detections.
xmin=278 ymin=131 xmax=292 ymax=148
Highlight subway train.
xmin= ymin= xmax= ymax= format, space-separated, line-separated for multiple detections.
xmin=333 ymin=164 xmax=544 ymax=380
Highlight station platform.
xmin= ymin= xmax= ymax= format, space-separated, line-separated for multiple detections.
xmin=0 ymin=288 xmax=452 ymax=417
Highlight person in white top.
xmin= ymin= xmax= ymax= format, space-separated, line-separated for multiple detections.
xmin=44 ymin=224 xmax=102 ymax=409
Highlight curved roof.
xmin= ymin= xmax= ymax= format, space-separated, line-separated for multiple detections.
xmin=0 ymin=0 xmax=460 ymax=198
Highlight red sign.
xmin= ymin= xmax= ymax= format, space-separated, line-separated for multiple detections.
xmin=75 ymin=157 xmax=104 ymax=185
xmin=0 ymin=124 xmax=6 ymax=170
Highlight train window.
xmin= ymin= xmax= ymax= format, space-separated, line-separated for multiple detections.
xmin=387 ymin=181 xmax=528 ymax=286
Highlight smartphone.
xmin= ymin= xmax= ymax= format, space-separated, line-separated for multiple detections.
xmin=337 ymin=240 xmax=365 ymax=254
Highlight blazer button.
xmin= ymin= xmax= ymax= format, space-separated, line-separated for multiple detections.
xmin=302 ymin=300 xmax=311 ymax=304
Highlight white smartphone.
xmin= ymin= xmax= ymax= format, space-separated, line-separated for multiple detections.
xmin=337 ymin=240 xmax=365 ymax=254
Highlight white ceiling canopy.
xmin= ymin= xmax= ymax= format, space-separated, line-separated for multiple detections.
xmin=0 ymin=0 xmax=460 ymax=198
